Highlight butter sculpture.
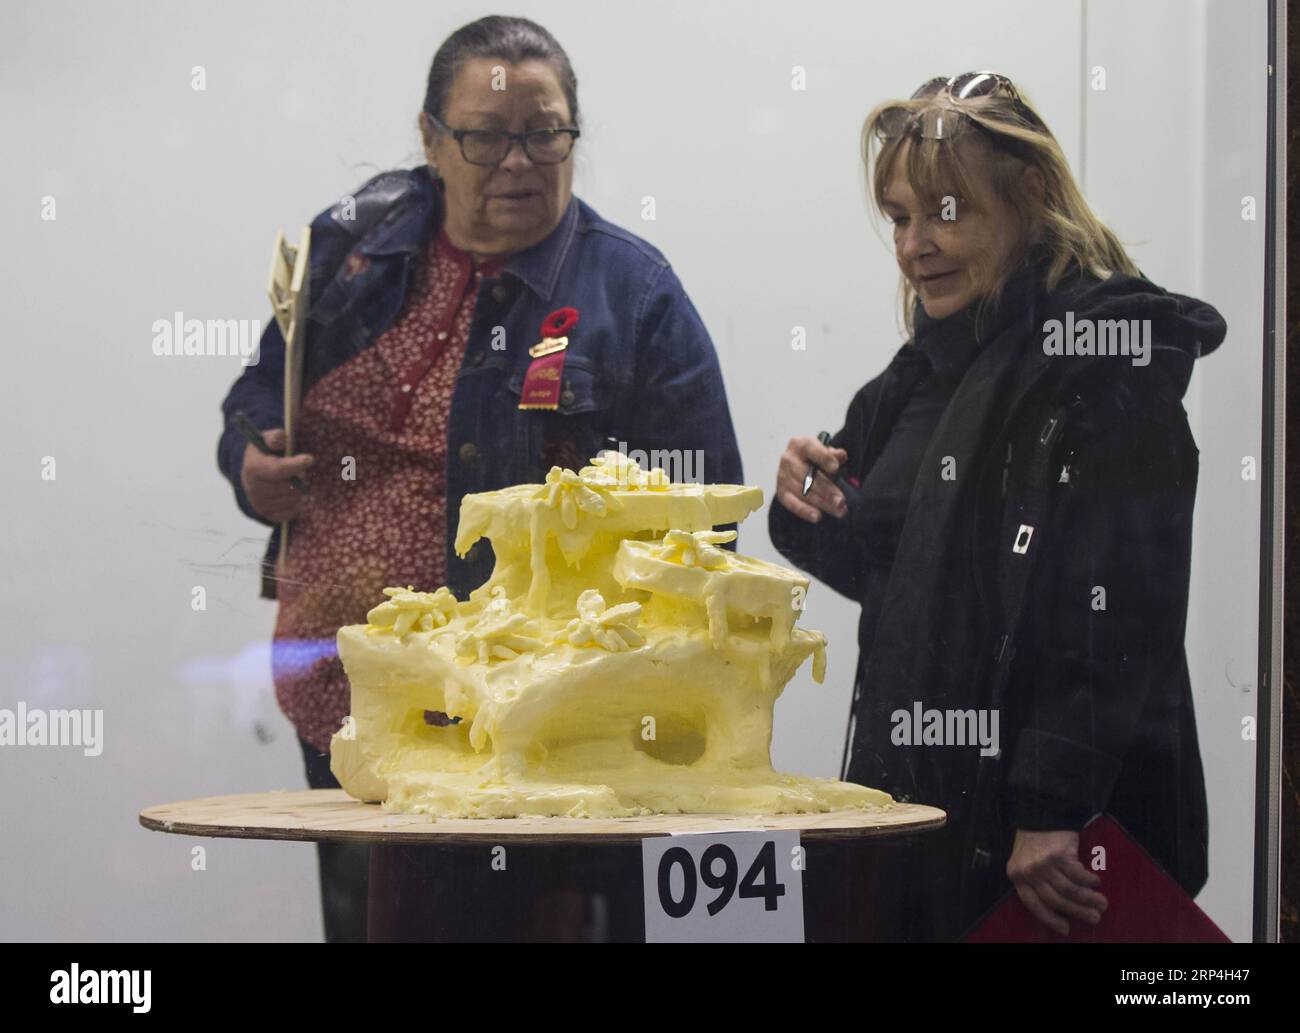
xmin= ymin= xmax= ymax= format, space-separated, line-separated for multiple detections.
xmin=330 ymin=453 xmax=893 ymax=818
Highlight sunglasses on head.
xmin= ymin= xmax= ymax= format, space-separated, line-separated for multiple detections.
xmin=875 ymin=71 xmax=1046 ymax=141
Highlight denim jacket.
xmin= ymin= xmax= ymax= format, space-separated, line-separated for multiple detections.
xmin=217 ymin=166 xmax=742 ymax=600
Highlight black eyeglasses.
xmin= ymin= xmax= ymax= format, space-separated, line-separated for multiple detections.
xmin=875 ymin=71 xmax=1046 ymax=141
xmin=424 ymin=112 xmax=580 ymax=166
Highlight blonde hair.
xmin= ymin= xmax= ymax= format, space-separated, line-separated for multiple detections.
xmin=861 ymin=87 xmax=1138 ymax=335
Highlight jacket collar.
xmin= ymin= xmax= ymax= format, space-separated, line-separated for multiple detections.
xmin=360 ymin=166 xmax=579 ymax=302
xmin=358 ymin=169 xmax=439 ymax=257
xmin=502 ymin=195 xmax=578 ymax=302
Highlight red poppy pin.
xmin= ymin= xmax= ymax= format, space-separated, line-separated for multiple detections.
xmin=541 ymin=306 xmax=579 ymax=339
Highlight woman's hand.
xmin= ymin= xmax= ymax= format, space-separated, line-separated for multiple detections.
xmin=240 ymin=427 xmax=314 ymax=522
xmin=1006 ymin=828 xmax=1108 ymax=935
xmin=776 ymin=437 xmax=850 ymax=523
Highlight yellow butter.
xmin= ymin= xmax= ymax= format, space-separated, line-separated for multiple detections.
xmin=329 ymin=454 xmax=893 ymax=818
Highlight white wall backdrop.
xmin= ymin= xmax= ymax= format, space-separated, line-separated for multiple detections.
xmin=0 ymin=0 xmax=1266 ymax=941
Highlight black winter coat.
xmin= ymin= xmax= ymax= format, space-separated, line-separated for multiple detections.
xmin=769 ymin=258 xmax=1226 ymax=939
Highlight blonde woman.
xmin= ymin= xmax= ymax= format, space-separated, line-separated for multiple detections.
xmin=770 ymin=73 xmax=1225 ymax=941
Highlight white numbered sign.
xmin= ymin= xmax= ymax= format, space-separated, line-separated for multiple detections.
xmin=641 ymin=830 xmax=805 ymax=942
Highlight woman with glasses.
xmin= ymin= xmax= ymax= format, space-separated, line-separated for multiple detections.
xmin=216 ymin=15 xmax=742 ymax=942
xmin=770 ymin=73 xmax=1224 ymax=941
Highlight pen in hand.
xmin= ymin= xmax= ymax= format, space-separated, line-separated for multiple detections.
xmin=802 ymin=430 xmax=835 ymax=496
xmin=232 ymin=411 xmax=312 ymax=496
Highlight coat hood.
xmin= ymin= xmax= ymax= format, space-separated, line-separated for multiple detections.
xmin=1035 ymin=266 xmax=1227 ymax=401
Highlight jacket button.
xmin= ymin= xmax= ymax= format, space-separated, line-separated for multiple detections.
xmin=560 ymin=389 xmax=575 ymax=406
xmin=491 ymin=285 xmax=510 ymax=305
xmin=458 ymin=442 xmax=479 ymax=464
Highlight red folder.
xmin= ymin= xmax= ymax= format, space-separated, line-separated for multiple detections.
xmin=965 ymin=814 xmax=1229 ymax=943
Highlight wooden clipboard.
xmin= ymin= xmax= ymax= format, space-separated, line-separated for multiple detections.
xmin=267 ymin=227 xmax=311 ymax=568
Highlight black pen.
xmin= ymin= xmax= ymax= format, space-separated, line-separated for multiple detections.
xmin=232 ymin=411 xmax=312 ymax=495
xmin=802 ymin=430 xmax=835 ymax=496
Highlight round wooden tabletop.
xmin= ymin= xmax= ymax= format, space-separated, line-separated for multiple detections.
xmin=139 ymin=789 xmax=946 ymax=846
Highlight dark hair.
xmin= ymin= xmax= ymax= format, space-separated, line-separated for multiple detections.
xmin=422 ymin=15 xmax=580 ymax=127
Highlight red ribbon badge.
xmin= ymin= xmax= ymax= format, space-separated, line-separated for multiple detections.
xmin=519 ymin=307 xmax=579 ymax=410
